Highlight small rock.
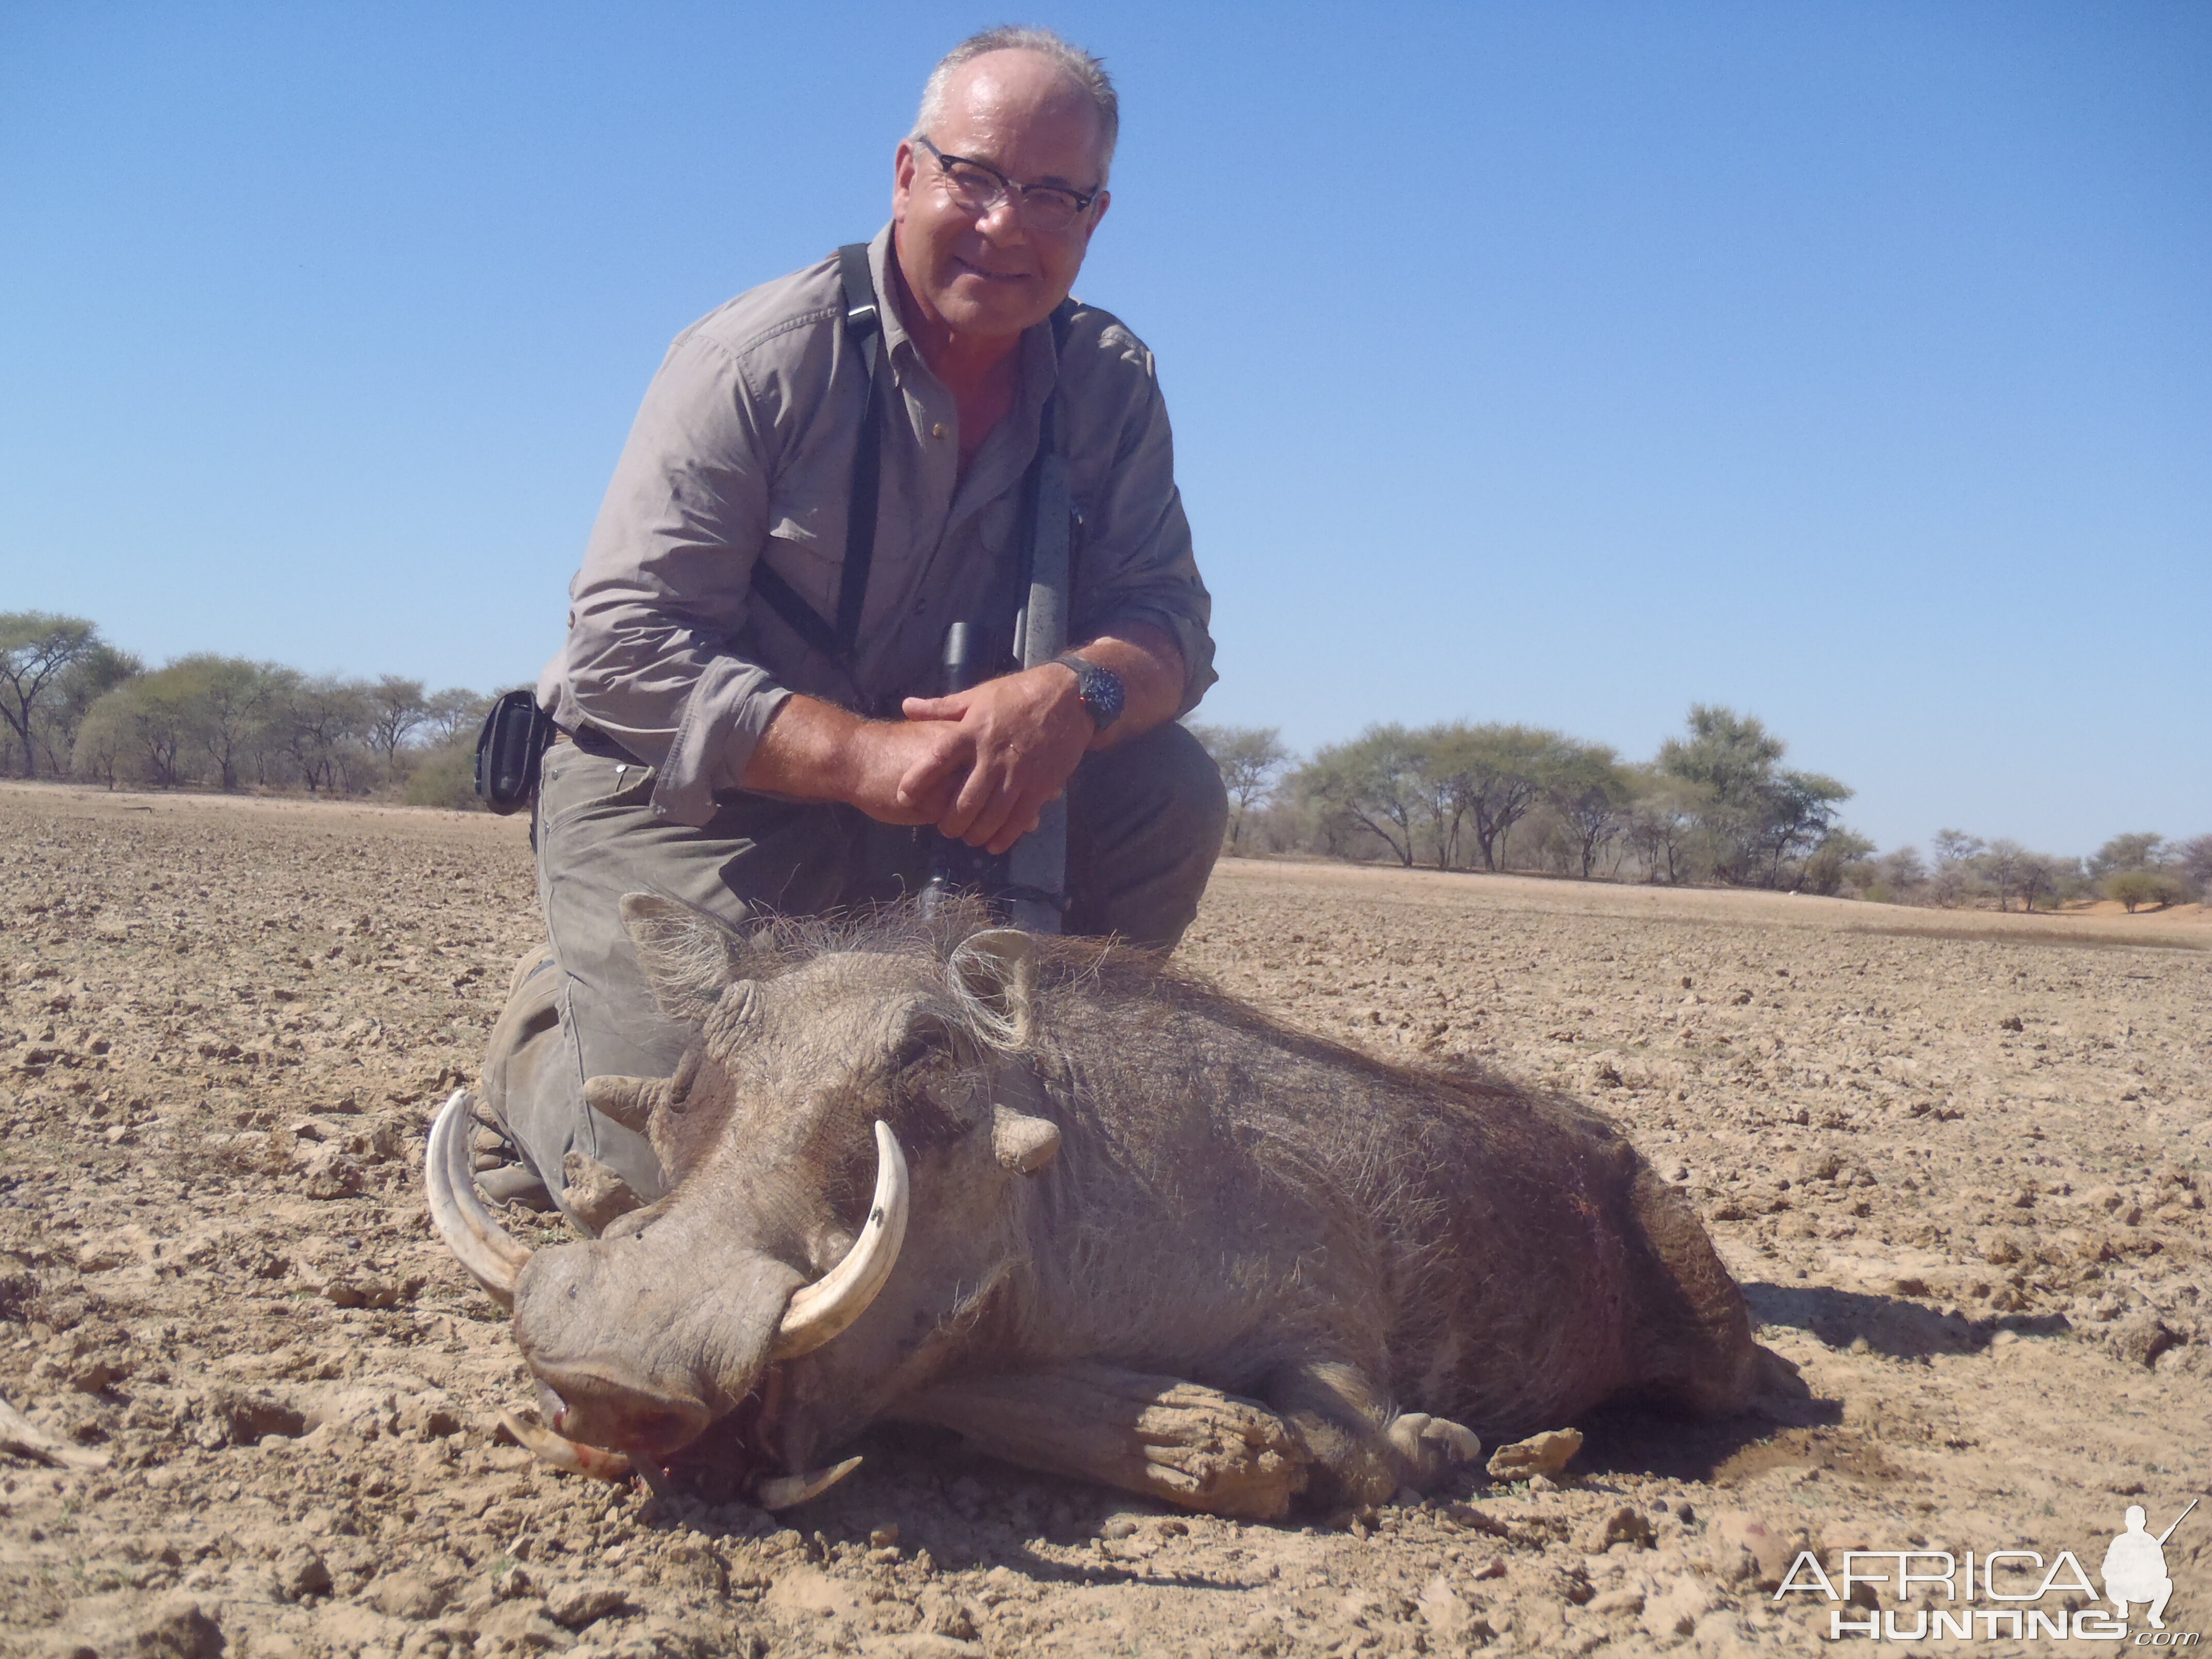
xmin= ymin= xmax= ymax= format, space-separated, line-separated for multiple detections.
xmin=1576 ymin=1505 xmax=1654 ymax=1552
xmin=207 ymin=1389 xmax=306 ymax=1445
xmin=295 ymin=1144 xmax=365 ymax=1200
xmin=1488 ymin=1427 xmax=1583 ymax=1482
xmin=545 ymin=1580 xmax=627 ymax=1630
xmin=2111 ymin=1313 xmax=2176 ymax=1368
xmin=860 ymin=1636 xmax=984 ymax=1658
xmin=1641 ymin=1574 xmax=1716 ymax=1639
xmin=68 ymin=1357 xmax=117 ymax=1394
xmin=475 ymin=1598 xmax=573 ymax=1650
xmin=1711 ymin=1509 xmax=1797 ymax=1588
xmin=365 ymin=1569 xmax=452 ymax=1620
xmin=116 ymin=1598 xmax=224 ymax=1659
xmin=313 ymin=1605 xmax=409 ymax=1653
xmin=279 ymin=1546 xmax=333 ymax=1600
xmin=1587 ymin=1587 xmax=1645 ymax=1616
xmin=397 ymin=1395 xmax=463 ymax=1440
xmin=1417 ymin=1574 xmax=1472 ymax=1637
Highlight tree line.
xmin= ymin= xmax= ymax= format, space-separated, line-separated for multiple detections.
xmin=0 ymin=612 xmax=496 ymax=809
xmin=10 ymin=612 xmax=2202 ymax=910
xmin=1188 ymin=712 xmax=2211 ymax=912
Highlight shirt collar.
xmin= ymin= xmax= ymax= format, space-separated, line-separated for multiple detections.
xmin=868 ymin=222 xmax=1061 ymax=422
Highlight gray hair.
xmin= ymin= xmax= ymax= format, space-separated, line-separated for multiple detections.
xmin=914 ymin=26 xmax=1118 ymax=180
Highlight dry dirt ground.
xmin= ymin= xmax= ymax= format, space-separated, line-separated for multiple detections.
xmin=2 ymin=783 xmax=2208 ymax=1659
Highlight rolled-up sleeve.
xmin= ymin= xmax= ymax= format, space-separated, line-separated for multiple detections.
xmin=562 ymin=331 xmax=792 ymax=826
xmin=1068 ymin=340 xmax=1217 ymax=718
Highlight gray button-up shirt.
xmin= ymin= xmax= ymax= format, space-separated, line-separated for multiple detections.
xmin=545 ymin=225 xmax=1216 ymax=827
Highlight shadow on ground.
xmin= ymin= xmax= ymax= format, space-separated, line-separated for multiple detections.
xmin=1745 ymin=1280 xmax=2071 ymax=1360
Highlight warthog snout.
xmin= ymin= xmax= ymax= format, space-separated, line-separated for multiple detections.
xmin=429 ymin=1091 xmax=912 ymax=1465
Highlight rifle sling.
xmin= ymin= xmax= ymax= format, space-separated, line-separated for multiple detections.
xmin=747 ymin=242 xmax=1078 ymax=681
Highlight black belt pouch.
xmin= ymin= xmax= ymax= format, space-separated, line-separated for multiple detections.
xmin=474 ymin=691 xmax=557 ymax=815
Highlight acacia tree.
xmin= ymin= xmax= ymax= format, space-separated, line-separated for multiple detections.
xmin=1871 ymin=845 xmax=1929 ymax=902
xmin=75 ymin=673 xmax=194 ymax=786
xmin=1929 ymin=829 xmax=1985 ymax=907
xmin=367 ymin=675 xmax=431 ymax=766
xmin=30 ymin=641 xmax=139 ymax=774
xmin=2177 ymin=834 xmax=2212 ymax=900
xmin=421 ymin=687 xmax=492 ymax=745
xmin=1295 ymin=725 xmax=1424 ymax=866
xmin=2090 ymin=833 xmax=2165 ymax=878
xmin=1544 ymin=741 xmax=1631 ymax=879
xmin=281 ymin=676 xmax=373 ymax=793
xmin=164 ymin=654 xmax=284 ymax=790
xmin=1186 ymin=723 xmax=1292 ymax=851
xmin=1622 ymin=769 xmax=1706 ymax=885
xmin=0 ymin=612 xmax=103 ymax=777
xmin=1657 ymin=705 xmax=1852 ymax=887
xmin=2015 ymin=851 xmax=2071 ymax=914
xmin=1980 ymin=839 xmax=2026 ymax=912
xmin=1447 ymin=724 xmax=1571 ymax=872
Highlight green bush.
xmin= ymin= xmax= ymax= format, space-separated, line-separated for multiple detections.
xmin=2104 ymin=869 xmax=2192 ymax=913
xmin=402 ymin=738 xmax=484 ymax=812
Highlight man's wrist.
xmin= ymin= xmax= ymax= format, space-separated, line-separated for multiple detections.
xmin=1051 ymin=653 xmax=1125 ymax=736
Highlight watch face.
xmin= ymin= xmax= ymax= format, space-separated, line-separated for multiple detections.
xmin=1062 ymin=655 xmax=1124 ymax=729
xmin=1081 ymin=661 xmax=1124 ymax=728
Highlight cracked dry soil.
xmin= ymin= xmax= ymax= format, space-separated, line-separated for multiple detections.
xmin=1 ymin=783 xmax=2207 ymax=1658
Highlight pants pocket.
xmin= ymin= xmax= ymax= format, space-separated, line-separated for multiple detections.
xmin=539 ymin=742 xmax=658 ymax=834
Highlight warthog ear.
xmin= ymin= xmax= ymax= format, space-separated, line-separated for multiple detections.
xmin=991 ymin=1103 xmax=1061 ymax=1174
xmin=583 ymin=1074 xmax=666 ymax=1133
xmin=620 ymin=893 xmax=753 ymax=1022
xmin=950 ymin=928 xmax=1036 ymax=1050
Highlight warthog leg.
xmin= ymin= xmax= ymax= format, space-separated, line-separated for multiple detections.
xmin=1256 ymin=1359 xmax=1484 ymax=1510
xmin=890 ymin=1362 xmax=1311 ymax=1521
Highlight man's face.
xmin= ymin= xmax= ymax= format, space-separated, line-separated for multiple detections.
xmin=892 ymin=50 xmax=1111 ymax=344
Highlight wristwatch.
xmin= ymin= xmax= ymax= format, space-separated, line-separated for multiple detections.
xmin=1053 ymin=652 xmax=1125 ymax=735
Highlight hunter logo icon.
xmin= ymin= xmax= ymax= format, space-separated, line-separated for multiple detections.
xmin=2105 ymin=1500 xmax=2194 ymax=1631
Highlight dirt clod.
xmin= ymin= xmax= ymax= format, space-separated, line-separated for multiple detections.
xmin=1486 ymin=1425 xmax=1583 ymax=1481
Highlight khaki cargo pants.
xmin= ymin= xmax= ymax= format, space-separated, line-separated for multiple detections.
xmin=489 ymin=721 xmax=1227 ymax=1229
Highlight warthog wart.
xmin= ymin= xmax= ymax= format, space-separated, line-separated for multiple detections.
xmin=427 ymin=898 xmax=1778 ymax=1518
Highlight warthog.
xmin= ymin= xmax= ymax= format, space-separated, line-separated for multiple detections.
xmin=427 ymin=899 xmax=1774 ymax=1518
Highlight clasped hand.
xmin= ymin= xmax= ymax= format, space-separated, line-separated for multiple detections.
xmin=851 ymin=664 xmax=1092 ymax=856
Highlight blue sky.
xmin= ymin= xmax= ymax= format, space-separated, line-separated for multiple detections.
xmin=2 ymin=2 xmax=2205 ymax=856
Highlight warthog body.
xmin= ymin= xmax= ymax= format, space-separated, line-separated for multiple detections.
xmin=432 ymin=900 xmax=1769 ymax=1517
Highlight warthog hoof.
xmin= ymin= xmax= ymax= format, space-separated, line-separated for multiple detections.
xmin=1386 ymin=1411 xmax=1485 ymax=1491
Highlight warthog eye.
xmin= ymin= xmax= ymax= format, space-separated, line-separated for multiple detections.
xmin=889 ymin=1030 xmax=939 ymax=1076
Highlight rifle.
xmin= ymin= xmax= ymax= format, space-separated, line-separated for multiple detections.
xmin=918 ymin=623 xmax=1004 ymax=917
xmin=2157 ymin=1498 xmax=2198 ymax=1546
xmin=918 ymin=321 xmax=1077 ymax=935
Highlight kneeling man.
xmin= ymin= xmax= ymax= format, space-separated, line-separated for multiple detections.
xmin=483 ymin=28 xmax=1224 ymax=1229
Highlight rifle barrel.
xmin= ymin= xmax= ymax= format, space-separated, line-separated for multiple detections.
xmin=2156 ymin=1497 xmax=2198 ymax=1546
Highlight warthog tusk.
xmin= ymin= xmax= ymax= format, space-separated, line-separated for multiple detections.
xmin=756 ymin=1455 xmax=863 ymax=1510
xmin=769 ymin=1120 xmax=909 ymax=1361
xmin=426 ymin=1089 xmax=533 ymax=1308
xmin=498 ymin=1410 xmax=635 ymax=1482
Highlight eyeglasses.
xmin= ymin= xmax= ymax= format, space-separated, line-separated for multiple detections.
xmin=914 ymin=136 xmax=1101 ymax=233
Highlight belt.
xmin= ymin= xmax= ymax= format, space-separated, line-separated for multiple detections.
xmin=559 ymin=723 xmax=647 ymax=765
